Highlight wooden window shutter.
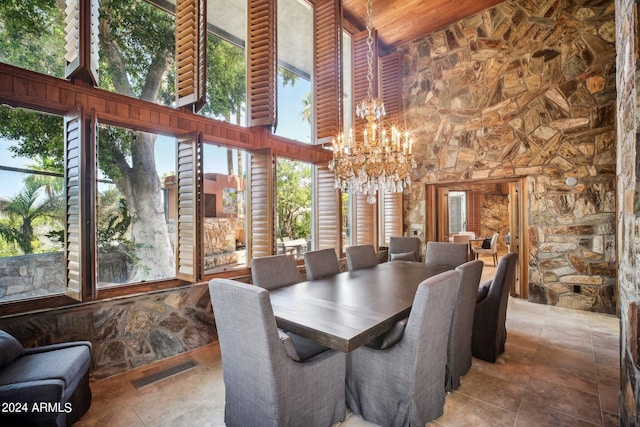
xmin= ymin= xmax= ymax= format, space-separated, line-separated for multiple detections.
xmin=314 ymin=0 xmax=342 ymax=144
xmin=353 ymin=194 xmax=376 ymax=247
xmin=379 ymin=52 xmax=402 ymax=126
xmin=176 ymin=0 xmax=207 ymax=111
xmin=352 ymin=29 xmax=378 ymax=139
xmin=379 ymin=191 xmax=402 ymax=246
xmin=64 ymin=0 xmax=99 ymax=85
xmin=176 ymin=133 xmax=201 ymax=281
xmin=247 ymin=0 xmax=277 ymax=128
xmin=314 ymin=164 xmax=340 ymax=252
xmin=64 ymin=109 xmax=95 ymax=301
xmin=248 ymin=150 xmax=274 ymax=258
xmin=468 ymin=190 xmax=481 ymax=237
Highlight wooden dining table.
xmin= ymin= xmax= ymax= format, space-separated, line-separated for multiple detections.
xmin=269 ymin=261 xmax=452 ymax=352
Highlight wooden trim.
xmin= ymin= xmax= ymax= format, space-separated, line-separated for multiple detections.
xmin=0 ymin=63 xmax=332 ymax=163
xmin=314 ymin=0 xmax=343 ymax=144
xmin=65 ymin=0 xmax=99 ymax=85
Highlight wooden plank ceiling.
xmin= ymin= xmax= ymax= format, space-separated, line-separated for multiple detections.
xmin=341 ymin=0 xmax=506 ymax=51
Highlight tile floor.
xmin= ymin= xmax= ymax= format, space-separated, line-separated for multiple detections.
xmin=76 ymin=267 xmax=620 ymax=427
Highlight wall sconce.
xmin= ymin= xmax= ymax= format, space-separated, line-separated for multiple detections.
xmin=565 ymin=177 xmax=578 ymax=186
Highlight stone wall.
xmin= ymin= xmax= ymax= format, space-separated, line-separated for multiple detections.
xmin=614 ymin=0 xmax=638 ymax=423
xmin=399 ymin=0 xmax=617 ymax=313
xmin=0 ymin=253 xmax=65 ymax=302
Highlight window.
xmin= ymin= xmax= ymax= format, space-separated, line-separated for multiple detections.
xmin=202 ymin=144 xmax=247 ymax=274
xmin=275 ymin=0 xmax=313 ymax=142
xmin=448 ymin=191 xmax=467 ymax=234
xmin=0 ymin=1 xmax=65 ymax=78
xmin=0 ymin=108 xmax=65 ymax=302
xmin=277 ymin=159 xmax=311 ymax=259
xmin=97 ymin=125 xmax=176 ymax=286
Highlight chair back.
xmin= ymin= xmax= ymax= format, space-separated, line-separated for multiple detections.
xmin=388 ymin=236 xmax=420 ymax=261
xmin=345 ymin=245 xmax=378 ymax=270
xmin=304 ymin=248 xmax=340 ymax=280
xmin=251 ymin=254 xmax=299 ymax=290
xmin=489 ymin=232 xmax=499 ymax=252
xmin=446 ymin=260 xmax=484 ymax=391
xmin=472 ymin=252 xmax=518 ymax=362
xmin=452 ymin=234 xmax=471 ymax=244
xmin=425 ymin=242 xmax=469 ymax=268
xmin=209 ymin=279 xmax=281 ymax=419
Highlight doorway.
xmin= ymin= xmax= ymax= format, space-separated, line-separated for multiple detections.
xmin=426 ymin=177 xmax=529 ymax=298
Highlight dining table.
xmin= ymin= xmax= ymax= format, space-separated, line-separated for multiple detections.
xmin=269 ymin=261 xmax=452 ymax=352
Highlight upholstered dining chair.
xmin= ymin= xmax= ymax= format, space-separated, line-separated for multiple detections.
xmin=251 ymin=254 xmax=300 ymax=290
xmin=304 ymin=248 xmax=340 ymax=280
xmin=472 ymin=232 xmax=500 ymax=266
xmin=209 ymin=278 xmax=346 ymax=427
xmin=345 ymin=244 xmax=378 ymax=271
xmin=345 ymin=270 xmax=459 ymax=427
xmin=424 ymin=242 xmax=469 ymax=269
xmin=388 ymin=236 xmax=421 ymax=262
xmin=472 ymin=252 xmax=518 ymax=362
xmin=446 ymin=260 xmax=484 ymax=391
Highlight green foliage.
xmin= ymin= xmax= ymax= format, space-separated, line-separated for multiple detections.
xmin=96 ymin=191 xmax=140 ymax=264
xmin=276 ymin=159 xmax=311 ymax=240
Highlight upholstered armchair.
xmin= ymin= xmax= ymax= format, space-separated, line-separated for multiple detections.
xmin=472 ymin=232 xmax=500 ymax=266
xmin=346 ymin=270 xmax=459 ymax=427
xmin=0 ymin=330 xmax=92 ymax=427
xmin=472 ymin=252 xmax=518 ymax=362
xmin=209 ymin=278 xmax=346 ymax=427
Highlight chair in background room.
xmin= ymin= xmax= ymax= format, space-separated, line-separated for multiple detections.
xmin=0 ymin=330 xmax=92 ymax=427
xmin=209 ymin=279 xmax=346 ymax=427
xmin=424 ymin=242 xmax=469 ymax=269
xmin=472 ymin=232 xmax=500 ymax=266
xmin=251 ymin=254 xmax=300 ymax=290
xmin=472 ymin=252 xmax=518 ymax=362
xmin=345 ymin=270 xmax=459 ymax=427
xmin=388 ymin=236 xmax=421 ymax=262
xmin=446 ymin=260 xmax=484 ymax=391
xmin=345 ymin=245 xmax=378 ymax=271
xmin=304 ymin=248 xmax=340 ymax=280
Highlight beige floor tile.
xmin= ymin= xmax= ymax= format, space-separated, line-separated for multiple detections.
xmin=515 ymin=400 xmax=599 ymax=427
xmin=522 ymin=377 xmax=602 ymax=424
xmin=457 ymin=369 xmax=527 ymax=412
xmin=429 ymin=392 xmax=517 ymax=427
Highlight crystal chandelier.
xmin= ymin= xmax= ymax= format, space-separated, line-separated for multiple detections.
xmin=328 ymin=0 xmax=416 ymax=204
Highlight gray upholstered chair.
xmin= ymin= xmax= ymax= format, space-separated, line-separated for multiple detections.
xmin=0 ymin=330 xmax=92 ymax=427
xmin=472 ymin=232 xmax=500 ymax=266
xmin=425 ymin=241 xmax=469 ymax=268
xmin=304 ymin=248 xmax=340 ymax=280
xmin=345 ymin=244 xmax=378 ymax=271
xmin=345 ymin=270 xmax=459 ymax=427
xmin=472 ymin=252 xmax=518 ymax=362
xmin=446 ymin=260 xmax=484 ymax=391
xmin=209 ymin=279 xmax=346 ymax=427
xmin=251 ymin=254 xmax=300 ymax=290
xmin=388 ymin=236 xmax=420 ymax=262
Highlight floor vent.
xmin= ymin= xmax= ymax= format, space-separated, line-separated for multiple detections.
xmin=131 ymin=360 xmax=198 ymax=389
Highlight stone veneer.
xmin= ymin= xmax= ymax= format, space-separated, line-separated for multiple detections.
xmin=398 ymin=0 xmax=617 ymax=313
xmin=615 ymin=0 xmax=639 ymax=423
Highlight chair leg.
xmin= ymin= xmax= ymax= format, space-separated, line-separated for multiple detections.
xmin=493 ymin=253 xmax=497 ymax=266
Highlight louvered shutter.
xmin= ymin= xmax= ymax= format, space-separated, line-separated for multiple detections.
xmin=176 ymin=0 xmax=207 ymax=111
xmin=379 ymin=191 xmax=402 ymax=246
xmin=247 ymin=0 xmax=277 ymax=128
xmin=314 ymin=0 xmax=342 ymax=144
xmin=314 ymin=164 xmax=340 ymax=252
xmin=248 ymin=150 xmax=274 ymax=258
xmin=379 ymin=52 xmax=402 ymax=126
xmin=64 ymin=0 xmax=99 ymax=85
xmin=65 ymin=109 xmax=95 ymax=300
xmin=352 ymin=29 xmax=378 ymax=139
xmin=176 ymin=133 xmax=201 ymax=281
xmin=468 ymin=190 xmax=481 ymax=237
xmin=353 ymin=194 xmax=376 ymax=246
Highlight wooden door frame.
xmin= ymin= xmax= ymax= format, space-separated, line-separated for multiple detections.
xmin=425 ymin=177 xmax=529 ymax=299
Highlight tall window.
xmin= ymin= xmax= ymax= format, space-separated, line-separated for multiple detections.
xmin=275 ymin=0 xmax=313 ymax=142
xmin=341 ymin=31 xmax=353 ymax=249
xmin=0 ymin=108 xmax=65 ymax=302
xmin=277 ymin=159 xmax=311 ymax=259
xmin=202 ymin=144 xmax=247 ymax=274
xmin=448 ymin=191 xmax=467 ymax=234
xmin=97 ymin=125 xmax=176 ymax=286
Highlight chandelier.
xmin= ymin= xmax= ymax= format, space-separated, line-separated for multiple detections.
xmin=328 ymin=0 xmax=416 ymax=204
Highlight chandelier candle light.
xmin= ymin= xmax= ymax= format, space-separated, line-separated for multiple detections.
xmin=328 ymin=0 xmax=416 ymax=204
